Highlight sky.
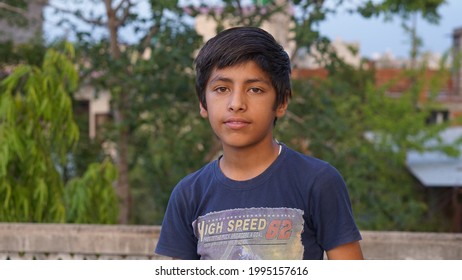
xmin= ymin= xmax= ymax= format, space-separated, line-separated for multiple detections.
xmin=318 ymin=0 xmax=462 ymax=58
xmin=44 ymin=0 xmax=462 ymax=59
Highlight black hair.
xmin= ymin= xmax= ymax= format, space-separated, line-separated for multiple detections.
xmin=194 ymin=26 xmax=292 ymax=110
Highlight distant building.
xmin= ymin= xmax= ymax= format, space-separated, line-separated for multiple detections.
xmin=194 ymin=0 xmax=296 ymax=58
xmin=407 ymin=127 xmax=462 ymax=232
xmin=432 ymin=27 xmax=462 ymax=123
xmin=294 ymin=26 xmax=462 ymax=126
xmin=371 ymin=51 xmax=444 ymax=70
xmin=293 ymin=37 xmax=361 ymax=69
xmin=194 ymin=2 xmax=361 ymax=69
xmin=0 ymin=0 xmax=47 ymax=44
xmin=74 ymin=86 xmax=112 ymax=139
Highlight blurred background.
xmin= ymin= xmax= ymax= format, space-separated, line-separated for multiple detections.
xmin=0 ymin=0 xmax=461 ymax=237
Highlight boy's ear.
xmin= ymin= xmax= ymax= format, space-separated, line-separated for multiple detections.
xmin=276 ymin=101 xmax=288 ymax=118
xmin=199 ymin=103 xmax=208 ymax=118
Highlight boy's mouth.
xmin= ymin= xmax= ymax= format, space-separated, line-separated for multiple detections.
xmin=224 ymin=118 xmax=250 ymax=129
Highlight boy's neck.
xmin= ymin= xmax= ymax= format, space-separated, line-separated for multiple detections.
xmin=219 ymin=139 xmax=281 ymax=181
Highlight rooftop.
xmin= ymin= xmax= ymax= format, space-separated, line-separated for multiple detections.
xmin=407 ymin=127 xmax=462 ymax=187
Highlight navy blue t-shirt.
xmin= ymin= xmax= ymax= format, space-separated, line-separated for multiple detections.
xmin=155 ymin=144 xmax=361 ymax=259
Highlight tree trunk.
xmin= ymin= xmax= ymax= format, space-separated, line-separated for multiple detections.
xmin=105 ymin=0 xmax=121 ymax=59
xmin=104 ymin=0 xmax=130 ymax=224
xmin=115 ymin=104 xmax=131 ymax=224
xmin=409 ymin=14 xmax=418 ymax=70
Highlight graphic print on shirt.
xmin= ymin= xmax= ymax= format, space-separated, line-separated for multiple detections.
xmin=192 ymin=207 xmax=304 ymax=260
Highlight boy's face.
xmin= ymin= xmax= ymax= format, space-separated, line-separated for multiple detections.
xmin=199 ymin=60 xmax=287 ymax=151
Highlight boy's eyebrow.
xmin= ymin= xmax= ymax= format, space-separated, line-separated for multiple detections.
xmin=209 ymin=75 xmax=271 ymax=85
xmin=209 ymin=75 xmax=232 ymax=85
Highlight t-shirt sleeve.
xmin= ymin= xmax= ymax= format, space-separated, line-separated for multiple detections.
xmin=309 ymin=164 xmax=362 ymax=251
xmin=154 ymin=183 xmax=200 ymax=259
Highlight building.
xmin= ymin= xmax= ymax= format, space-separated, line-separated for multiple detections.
xmin=406 ymin=127 xmax=462 ymax=232
xmin=430 ymin=27 xmax=462 ymax=123
xmin=194 ymin=0 xmax=296 ymax=58
xmin=0 ymin=0 xmax=47 ymax=44
xmin=74 ymin=86 xmax=111 ymax=139
xmin=194 ymin=2 xmax=361 ymax=70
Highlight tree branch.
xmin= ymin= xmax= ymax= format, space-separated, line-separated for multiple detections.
xmin=141 ymin=25 xmax=159 ymax=49
xmin=0 ymin=2 xmax=28 ymax=16
xmin=116 ymin=3 xmax=132 ymax=27
xmin=48 ymin=3 xmax=106 ymax=27
xmin=113 ymin=0 xmax=129 ymax=14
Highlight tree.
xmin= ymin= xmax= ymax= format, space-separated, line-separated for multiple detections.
xmin=48 ymin=0 xmax=204 ymax=223
xmin=0 ymin=0 xmax=28 ymax=22
xmin=356 ymin=0 xmax=446 ymax=68
xmin=0 ymin=43 xmax=78 ymax=222
xmin=65 ymin=158 xmax=118 ymax=223
xmin=0 ymin=43 xmax=118 ymax=223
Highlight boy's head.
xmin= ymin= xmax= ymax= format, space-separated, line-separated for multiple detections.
xmin=194 ymin=26 xmax=292 ymax=111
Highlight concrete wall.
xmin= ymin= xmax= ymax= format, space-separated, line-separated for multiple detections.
xmin=1 ymin=223 xmax=461 ymax=260
xmin=361 ymin=231 xmax=462 ymax=260
xmin=0 ymin=223 xmax=167 ymax=260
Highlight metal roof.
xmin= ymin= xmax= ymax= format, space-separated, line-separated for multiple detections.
xmin=406 ymin=127 xmax=462 ymax=187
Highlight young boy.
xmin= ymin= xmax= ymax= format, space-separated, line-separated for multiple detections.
xmin=155 ymin=27 xmax=363 ymax=260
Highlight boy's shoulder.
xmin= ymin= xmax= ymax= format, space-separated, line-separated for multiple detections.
xmin=172 ymin=159 xmax=217 ymax=191
xmin=282 ymin=144 xmax=331 ymax=170
xmin=280 ymin=145 xmax=346 ymax=186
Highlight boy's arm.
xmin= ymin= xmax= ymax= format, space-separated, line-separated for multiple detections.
xmin=326 ymin=241 xmax=364 ymax=260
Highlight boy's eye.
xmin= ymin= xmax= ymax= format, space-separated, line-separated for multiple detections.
xmin=215 ymin=87 xmax=228 ymax=93
xmin=249 ymin=87 xmax=263 ymax=94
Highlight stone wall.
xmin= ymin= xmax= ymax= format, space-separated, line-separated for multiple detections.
xmin=361 ymin=231 xmax=462 ymax=260
xmin=1 ymin=223 xmax=461 ymax=260
xmin=0 ymin=223 xmax=167 ymax=260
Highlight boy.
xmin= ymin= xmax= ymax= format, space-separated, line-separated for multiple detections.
xmin=155 ymin=27 xmax=363 ymax=260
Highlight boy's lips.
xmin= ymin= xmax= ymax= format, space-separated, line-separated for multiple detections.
xmin=223 ymin=118 xmax=251 ymax=129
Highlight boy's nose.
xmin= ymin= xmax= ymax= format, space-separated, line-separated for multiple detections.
xmin=227 ymin=91 xmax=246 ymax=112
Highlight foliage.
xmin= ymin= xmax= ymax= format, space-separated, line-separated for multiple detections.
xmin=277 ymin=57 xmax=454 ymax=231
xmin=65 ymin=158 xmax=119 ymax=224
xmin=357 ymin=0 xmax=446 ymax=23
xmin=0 ymin=43 xmax=119 ymax=224
xmin=55 ymin=0 xmax=205 ymax=223
xmin=0 ymin=41 xmax=47 ymax=71
xmin=123 ymin=25 xmax=207 ymax=224
xmin=130 ymin=102 xmax=212 ymax=224
xmin=0 ymin=0 xmax=28 ymax=26
xmin=0 ymin=43 xmax=78 ymax=222
xmin=356 ymin=0 xmax=446 ymax=68
xmin=65 ymin=97 xmax=108 ymax=181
